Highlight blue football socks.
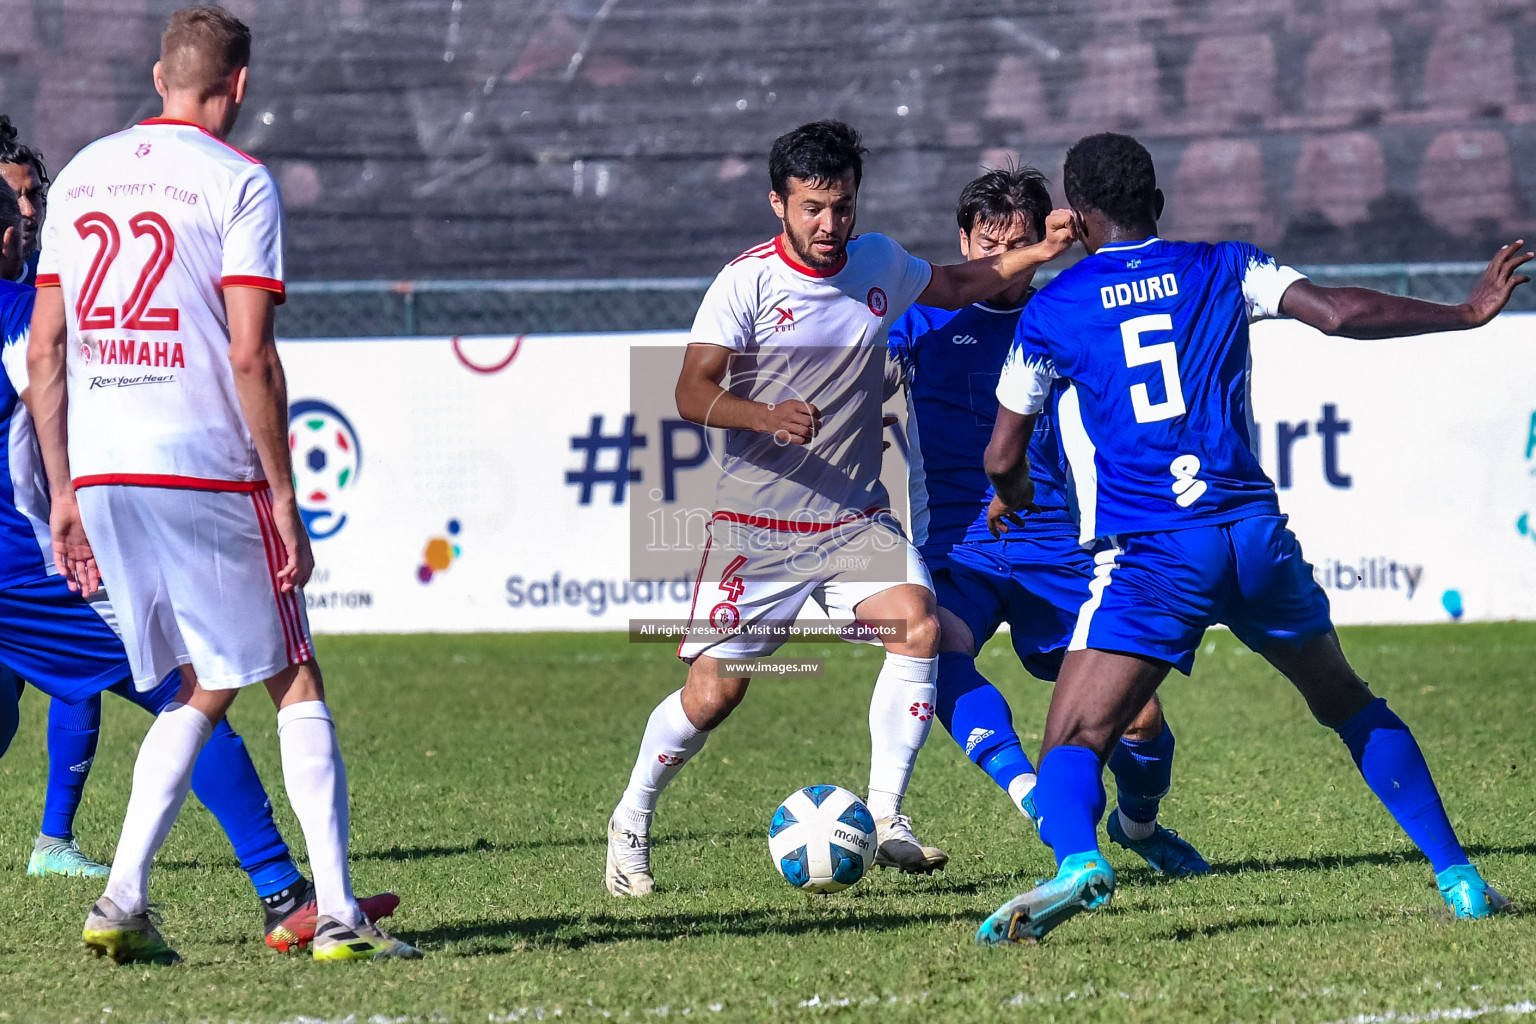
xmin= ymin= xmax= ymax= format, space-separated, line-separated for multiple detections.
xmin=935 ymin=652 xmax=1036 ymax=790
xmin=1336 ymin=698 xmax=1467 ymax=874
xmin=40 ymin=694 xmax=103 ymax=840
xmin=192 ymin=722 xmax=304 ymax=897
xmin=1106 ymin=721 xmax=1175 ymax=824
xmin=1034 ymin=745 xmax=1106 ymax=866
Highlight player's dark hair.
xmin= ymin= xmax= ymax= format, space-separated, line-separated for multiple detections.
xmin=1063 ymin=132 xmax=1158 ymax=229
xmin=769 ymin=120 xmax=867 ymax=197
xmin=160 ymin=5 xmax=252 ymax=98
xmin=956 ymin=165 xmax=1051 ymax=240
xmin=0 ymin=179 xmax=21 ymax=233
xmin=0 ymin=115 xmax=48 ymax=187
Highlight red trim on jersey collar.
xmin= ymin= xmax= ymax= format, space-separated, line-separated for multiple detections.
xmin=137 ymin=118 xmax=262 ymax=165
xmin=773 ymin=234 xmax=848 ymax=278
xmin=73 ymin=473 xmax=270 ymax=493
xmin=729 ymin=239 xmax=776 ymax=266
xmin=222 ymin=275 xmax=288 ymax=305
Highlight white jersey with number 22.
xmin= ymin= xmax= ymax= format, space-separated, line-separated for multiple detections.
xmin=38 ymin=118 xmax=287 ymax=490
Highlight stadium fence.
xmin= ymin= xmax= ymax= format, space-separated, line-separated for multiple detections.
xmin=277 ymin=263 xmax=1527 ymax=338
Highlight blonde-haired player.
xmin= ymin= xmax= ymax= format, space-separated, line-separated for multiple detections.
xmin=27 ymin=6 xmax=418 ymax=963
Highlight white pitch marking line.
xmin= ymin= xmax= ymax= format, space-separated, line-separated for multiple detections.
xmin=1318 ymin=1001 xmax=1536 ymax=1024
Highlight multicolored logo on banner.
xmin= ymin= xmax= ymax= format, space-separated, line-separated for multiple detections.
xmin=289 ymin=399 xmax=363 ymax=541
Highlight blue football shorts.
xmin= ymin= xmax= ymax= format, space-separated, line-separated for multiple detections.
xmin=928 ymin=518 xmax=1091 ymax=681
xmin=0 ymin=574 xmax=139 ymax=703
xmin=1070 ymin=514 xmax=1335 ymax=674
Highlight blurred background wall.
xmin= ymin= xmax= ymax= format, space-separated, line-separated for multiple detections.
xmin=2 ymin=0 xmax=1532 ymax=280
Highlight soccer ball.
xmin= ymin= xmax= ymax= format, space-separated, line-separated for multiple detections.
xmin=768 ymin=785 xmax=877 ymax=893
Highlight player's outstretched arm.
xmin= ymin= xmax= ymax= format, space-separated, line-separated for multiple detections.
xmin=227 ymin=286 xmax=313 ymax=593
xmin=1280 ymin=240 xmax=1533 ymax=339
xmin=25 ymin=287 xmax=100 ymax=595
xmin=918 ymin=210 xmax=1076 ymax=311
xmin=983 ymin=406 xmax=1039 ymax=537
xmin=675 ymin=341 xmax=821 ymax=444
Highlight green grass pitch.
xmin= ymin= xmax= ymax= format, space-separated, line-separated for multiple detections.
xmin=0 ymin=623 xmax=1532 ymax=1023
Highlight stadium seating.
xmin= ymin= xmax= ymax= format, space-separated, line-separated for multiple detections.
xmin=1320 ymin=0 xmax=1418 ymax=21
xmin=1183 ymin=35 xmax=1278 ymax=128
xmin=1068 ymin=41 xmax=1161 ymax=130
xmin=1303 ymin=28 xmax=1395 ymax=121
xmin=1167 ymin=139 xmax=1276 ymax=244
xmin=63 ymin=0 xmax=154 ymax=59
xmin=1090 ymin=0 xmax=1179 ymax=29
xmin=1293 ymin=133 xmax=1387 ymax=227
xmin=1418 ymin=129 xmax=1516 ymax=235
xmin=1206 ymin=0 xmax=1294 ymax=30
xmin=31 ymin=61 xmax=120 ymax=168
xmin=6 ymin=1 xmax=1531 ymax=277
xmin=1422 ymin=24 xmax=1519 ymax=117
xmin=984 ymin=55 xmax=1047 ymax=126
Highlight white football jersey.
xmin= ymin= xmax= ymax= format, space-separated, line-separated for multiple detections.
xmin=37 ymin=118 xmax=286 ymax=489
xmin=690 ymin=233 xmax=932 ymax=522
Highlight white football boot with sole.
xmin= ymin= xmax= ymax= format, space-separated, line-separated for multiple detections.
xmin=605 ymin=817 xmax=655 ymax=896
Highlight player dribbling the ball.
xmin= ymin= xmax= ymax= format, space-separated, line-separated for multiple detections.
xmin=604 ymin=120 xmax=1075 ymax=896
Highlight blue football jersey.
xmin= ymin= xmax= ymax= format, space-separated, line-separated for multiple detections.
xmin=997 ymin=238 xmax=1304 ymax=542
xmin=15 ymin=252 xmax=37 ymax=288
xmin=0 ymin=279 xmax=55 ymax=587
xmin=887 ymin=296 xmax=1074 ymax=561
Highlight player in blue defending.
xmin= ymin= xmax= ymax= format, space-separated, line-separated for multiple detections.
xmin=0 ymin=117 xmax=175 ymax=878
xmin=975 ymin=134 xmax=1528 ymax=945
xmin=0 ymin=115 xmax=120 ymax=876
xmin=887 ymin=166 xmax=1207 ymax=877
xmin=0 ymin=182 xmax=396 ymax=953
xmin=0 ymin=116 xmax=43 ymax=287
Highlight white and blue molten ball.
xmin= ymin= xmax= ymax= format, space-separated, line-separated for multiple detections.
xmin=768 ymin=785 xmax=877 ymax=893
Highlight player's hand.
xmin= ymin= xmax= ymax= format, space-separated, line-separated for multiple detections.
xmin=759 ymin=399 xmax=821 ymax=445
xmin=271 ymin=493 xmax=315 ymax=592
xmin=1028 ymin=209 xmax=1077 ymax=262
xmin=1463 ymin=239 xmax=1533 ymax=327
xmin=986 ymin=491 xmax=1037 ymax=538
xmin=49 ymin=491 xmax=101 ymax=597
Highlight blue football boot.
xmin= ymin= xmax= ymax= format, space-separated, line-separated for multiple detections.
xmin=1437 ymin=864 xmax=1511 ymax=919
xmin=1019 ymin=787 xmax=1041 ymax=833
xmin=1105 ymin=810 xmax=1211 ymax=878
xmin=975 ymin=851 xmax=1116 ymax=945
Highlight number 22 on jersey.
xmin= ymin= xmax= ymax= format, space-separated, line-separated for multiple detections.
xmin=73 ymin=211 xmax=180 ymax=331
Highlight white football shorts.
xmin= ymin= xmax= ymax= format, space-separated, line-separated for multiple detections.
xmin=677 ymin=510 xmax=933 ymax=663
xmin=75 ymin=483 xmax=314 ymax=690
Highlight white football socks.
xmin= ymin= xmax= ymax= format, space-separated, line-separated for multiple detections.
xmin=614 ymin=689 xmax=708 ymax=835
xmin=102 ymin=702 xmax=212 ymax=915
xmin=1008 ymin=772 xmax=1038 ymax=819
xmin=866 ymin=652 xmax=938 ymax=822
xmin=277 ymin=701 xmax=361 ymax=927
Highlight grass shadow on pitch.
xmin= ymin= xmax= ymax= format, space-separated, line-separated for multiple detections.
xmin=1159 ymin=913 xmax=1354 ymax=942
xmin=353 ymin=827 xmax=763 ymax=863
xmin=1208 ymin=841 xmax=1536 ymax=879
xmin=408 ymin=907 xmax=980 ymax=953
